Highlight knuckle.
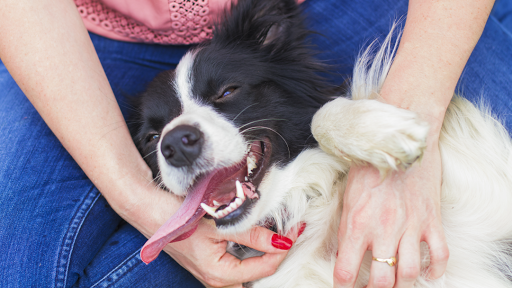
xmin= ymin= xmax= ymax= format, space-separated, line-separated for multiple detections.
xmin=264 ymin=266 xmax=278 ymax=278
xmin=249 ymin=228 xmax=263 ymax=245
xmin=257 ymin=263 xmax=278 ymax=279
xmin=432 ymin=245 xmax=450 ymax=263
xmin=335 ymin=268 xmax=356 ymax=284
xmin=373 ymin=275 xmax=394 ymax=288
xmin=399 ymin=264 xmax=420 ymax=280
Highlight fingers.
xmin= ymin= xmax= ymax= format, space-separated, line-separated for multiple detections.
xmin=196 ymin=248 xmax=288 ymax=287
xmin=424 ymin=227 xmax=449 ymax=279
xmin=395 ymin=232 xmax=421 ymax=288
xmin=334 ymin=238 xmax=367 ymax=287
xmin=221 ymin=225 xmax=294 ymax=254
xmin=367 ymin=243 xmax=397 ymax=288
xmin=202 ymin=224 xmax=306 ymax=287
xmin=218 ymin=248 xmax=288 ymax=282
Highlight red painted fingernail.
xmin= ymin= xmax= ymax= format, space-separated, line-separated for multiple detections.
xmin=297 ymin=222 xmax=307 ymax=237
xmin=336 ymin=251 xmax=339 ymax=257
xmin=271 ymin=234 xmax=293 ymax=250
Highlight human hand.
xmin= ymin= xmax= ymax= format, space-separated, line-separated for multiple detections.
xmin=334 ymin=139 xmax=449 ymax=288
xmin=163 ymin=219 xmax=303 ymax=288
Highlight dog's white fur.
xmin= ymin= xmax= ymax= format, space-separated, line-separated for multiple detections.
xmin=154 ymin=25 xmax=512 ymax=286
xmin=249 ymin=30 xmax=512 ymax=287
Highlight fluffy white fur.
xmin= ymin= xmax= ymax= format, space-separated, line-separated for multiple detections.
xmin=249 ymin=30 xmax=512 ymax=287
xmin=154 ymin=24 xmax=512 ymax=286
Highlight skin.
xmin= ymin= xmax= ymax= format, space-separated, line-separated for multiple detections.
xmin=0 ymin=0 xmax=496 ymax=287
xmin=334 ymin=0 xmax=495 ymax=288
xmin=0 ymin=0 xmax=295 ymax=287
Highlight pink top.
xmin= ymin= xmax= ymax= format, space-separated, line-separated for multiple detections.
xmin=75 ymin=0 xmax=305 ymax=45
xmin=74 ymin=0 xmax=231 ymax=45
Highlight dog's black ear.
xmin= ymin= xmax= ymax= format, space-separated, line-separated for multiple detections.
xmin=212 ymin=0 xmax=306 ymax=51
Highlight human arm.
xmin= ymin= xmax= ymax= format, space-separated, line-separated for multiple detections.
xmin=0 ymin=0 xmax=293 ymax=286
xmin=334 ymin=1 xmax=495 ymax=288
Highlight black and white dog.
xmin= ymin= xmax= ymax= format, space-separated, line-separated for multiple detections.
xmin=130 ymin=0 xmax=512 ymax=287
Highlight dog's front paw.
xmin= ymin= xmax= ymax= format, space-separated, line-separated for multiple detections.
xmin=311 ymin=97 xmax=429 ymax=173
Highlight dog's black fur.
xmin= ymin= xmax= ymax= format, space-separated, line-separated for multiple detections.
xmin=130 ymin=0 xmax=334 ymax=181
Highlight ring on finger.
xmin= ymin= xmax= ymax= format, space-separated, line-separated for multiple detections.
xmin=372 ymin=256 xmax=397 ymax=267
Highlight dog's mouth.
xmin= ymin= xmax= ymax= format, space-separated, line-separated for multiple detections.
xmin=140 ymin=138 xmax=271 ymax=264
xmin=202 ymin=139 xmax=269 ymax=226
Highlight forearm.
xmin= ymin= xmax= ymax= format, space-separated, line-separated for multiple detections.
xmin=0 ymin=0 xmax=180 ymax=237
xmin=381 ymin=0 xmax=494 ymax=135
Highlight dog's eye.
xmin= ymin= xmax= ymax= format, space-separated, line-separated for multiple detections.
xmin=219 ymin=87 xmax=237 ymax=99
xmin=145 ymin=133 xmax=160 ymax=144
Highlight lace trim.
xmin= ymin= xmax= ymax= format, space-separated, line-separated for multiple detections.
xmin=74 ymin=0 xmax=213 ymax=44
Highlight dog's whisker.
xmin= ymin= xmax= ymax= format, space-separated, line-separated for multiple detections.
xmin=239 ymin=118 xmax=286 ymax=130
xmin=143 ymin=149 xmax=159 ymax=160
xmin=233 ymin=103 xmax=259 ymax=122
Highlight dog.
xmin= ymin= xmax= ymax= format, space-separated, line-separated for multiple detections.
xmin=129 ymin=0 xmax=512 ymax=287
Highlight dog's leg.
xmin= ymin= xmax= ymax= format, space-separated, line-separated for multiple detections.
xmin=311 ymin=97 xmax=429 ymax=174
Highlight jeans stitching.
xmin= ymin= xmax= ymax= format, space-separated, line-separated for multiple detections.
xmin=89 ymin=249 xmax=143 ymax=288
xmin=54 ymin=187 xmax=101 ymax=288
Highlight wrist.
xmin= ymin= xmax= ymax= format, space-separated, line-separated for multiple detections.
xmin=115 ymin=176 xmax=183 ymax=239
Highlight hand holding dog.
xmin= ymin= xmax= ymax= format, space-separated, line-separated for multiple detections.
xmin=163 ymin=220 xmax=301 ymax=288
xmin=334 ymin=138 xmax=449 ymax=288
xmin=332 ymin=0 xmax=494 ymax=287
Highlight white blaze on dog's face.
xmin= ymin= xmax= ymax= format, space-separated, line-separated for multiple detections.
xmin=131 ymin=0 xmax=333 ymax=264
xmin=157 ymin=51 xmax=247 ymax=196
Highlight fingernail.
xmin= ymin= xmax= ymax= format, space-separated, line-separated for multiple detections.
xmin=271 ymin=234 xmax=293 ymax=250
xmin=297 ymin=222 xmax=307 ymax=237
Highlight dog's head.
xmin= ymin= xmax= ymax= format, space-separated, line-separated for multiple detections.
xmin=131 ymin=0 xmax=332 ymax=263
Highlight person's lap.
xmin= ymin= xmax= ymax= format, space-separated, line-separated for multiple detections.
xmin=0 ymin=0 xmax=510 ymax=287
xmin=0 ymin=35 xmax=203 ymax=287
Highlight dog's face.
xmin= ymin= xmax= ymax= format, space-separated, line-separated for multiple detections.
xmin=131 ymin=0 xmax=331 ymax=263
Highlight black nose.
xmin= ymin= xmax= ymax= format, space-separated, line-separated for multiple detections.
xmin=160 ymin=125 xmax=203 ymax=167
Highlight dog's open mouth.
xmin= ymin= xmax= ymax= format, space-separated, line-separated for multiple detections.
xmin=140 ymin=139 xmax=271 ymax=264
xmin=202 ymin=139 xmax=269 ymax=225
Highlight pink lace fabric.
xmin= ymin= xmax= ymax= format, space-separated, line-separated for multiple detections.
xmin=74 ymin=0 xmax=227 ymax=45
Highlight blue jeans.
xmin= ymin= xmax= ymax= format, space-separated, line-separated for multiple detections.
xmin=1 ymin=0 xmax=511 ymax=287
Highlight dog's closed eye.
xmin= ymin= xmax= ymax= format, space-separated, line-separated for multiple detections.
xmin=216 ymin=86 xmax=239 ymax=101
xmin=145 ymin=133 xmax=160 ymax=144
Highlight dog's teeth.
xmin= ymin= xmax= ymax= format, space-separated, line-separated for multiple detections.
xmin=229 ymin=201 xmax=238 ymax=209
xmin=235 ymin=198 xmax=243 ymax=206
xmin=225 ymin=206 xmax=234 ymax=213
xmin=236 ymin=180 xmax=245 ymax=200
xmin=201 ymin=203 xmax=217 ymax=217
xmin=213 ymin=200 xmax=221 ymax=207
xmin=245 ymin=176 xmax=249 ymax=182
xmin=247 ymin=155 xmax=257 ymax=174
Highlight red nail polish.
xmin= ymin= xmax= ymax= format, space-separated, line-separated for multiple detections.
xmin=336 ymin=251 xmax=339 ymax=257
xmin=271 ymin=234 xmax=293 ymax=250
xmin=297 ymin=222 xmax=307 ymax=237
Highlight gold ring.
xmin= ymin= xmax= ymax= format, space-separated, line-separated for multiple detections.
xmin=372 ymin=256 xmax=397 ymax=267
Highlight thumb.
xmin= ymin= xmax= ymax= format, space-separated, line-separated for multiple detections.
xmin=221 ymin=226 xmax=294 ymax=254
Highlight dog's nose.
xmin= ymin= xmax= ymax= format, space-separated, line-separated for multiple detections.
xmin=160 ymin=125 xmax=203 ymax=167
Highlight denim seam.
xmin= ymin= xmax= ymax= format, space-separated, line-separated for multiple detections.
xmin=54 ymin=187 xmax=101 ymax=288
xmin=90 ymin=249 xmax=143 ymax=288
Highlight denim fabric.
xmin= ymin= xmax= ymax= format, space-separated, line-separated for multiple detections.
xmin=302 ymin=0 xmax=512 ymax=131
xmin=0 ymin=36 xmax=202 ymax=287
xmin=0 ymin=0 xmax=511 ymax=287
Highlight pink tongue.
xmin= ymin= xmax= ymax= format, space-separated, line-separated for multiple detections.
xmin=140 ymin=173 xmax=215 ymax=264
